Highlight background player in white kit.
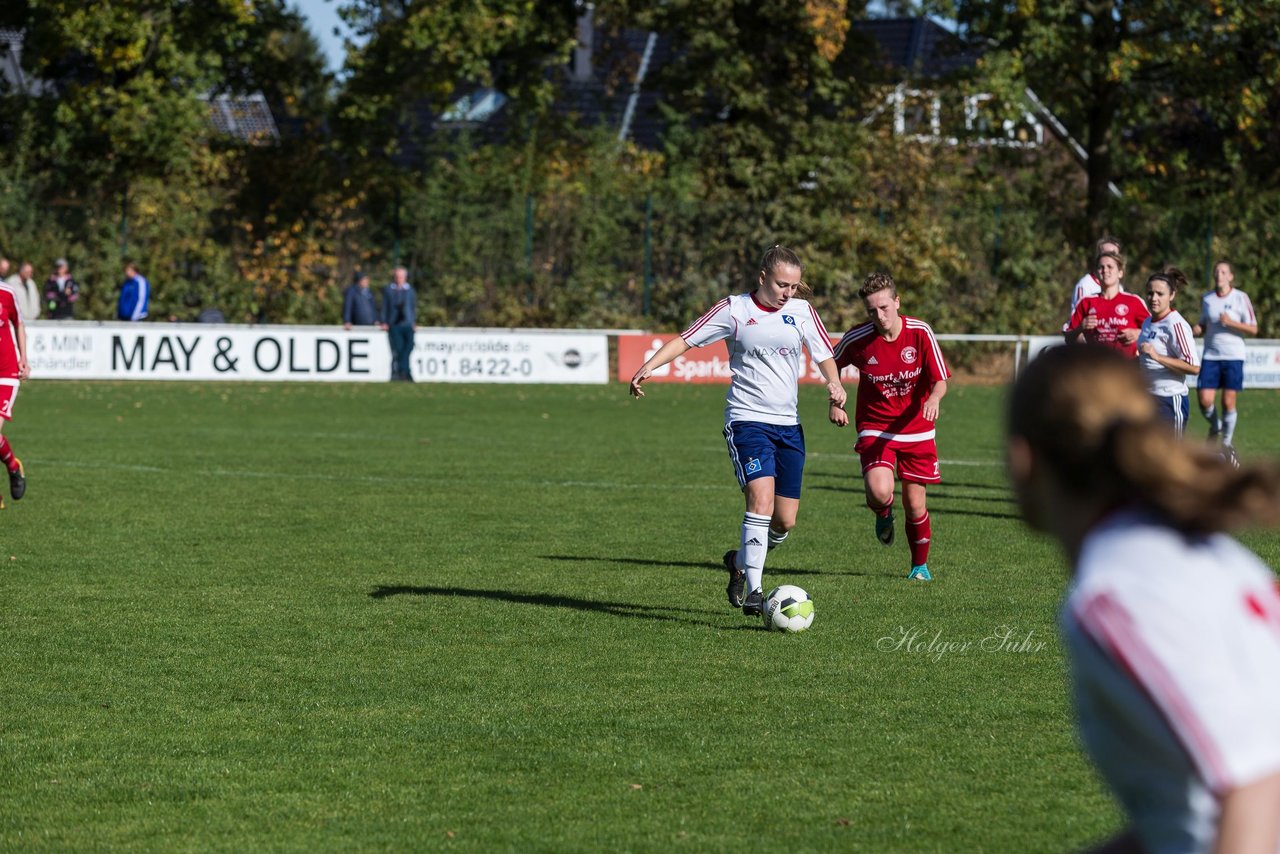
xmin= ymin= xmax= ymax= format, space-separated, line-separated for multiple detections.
xmin=1136 ymin=268 xmax=1199 ymax=436
xmin=1007 ymin=345 xmax=1280 ymax=853
xmin=1193 ymin=260 xmax=1257 ymax=455
xmin=831 ymin=273 xmax=950 ymax=582
xmin=629 ymin=246 xmax=847 ymax=617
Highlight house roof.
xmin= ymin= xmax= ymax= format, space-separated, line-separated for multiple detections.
xmin=851 ymin=17 xmax=980 ymax=79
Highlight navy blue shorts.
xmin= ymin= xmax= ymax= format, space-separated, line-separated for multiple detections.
xmin=1153 ymin=393 xmax=1190 ymax=436
xmin=1199 ymin=359 xmax=1244 ymax=391
xmin=723 ymin=421 xmax=806 ymax=499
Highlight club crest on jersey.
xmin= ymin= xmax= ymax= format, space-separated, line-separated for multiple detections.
xmin=1115 ymin=304 xmax=1129 ymax=316
xmin=901 ymin=346 xmax=918 ymax=364
xmin=783 ymin=315 xmax=796 ymax=326
xmin=745 ymin=458 xmax=762 ymax=475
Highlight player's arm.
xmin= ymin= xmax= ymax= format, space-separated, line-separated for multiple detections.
xmin=13 ymin=315 xmax=28 ymax=380
xmin=629 ymin=337 xmax=690 ymax=398
xmin=1215 ymin=769 xmax=1280 ymax=854
xmin=1139 ymin=345 xmax=1199 ymax=375
xmin=1064 ymin=304 xmax=1090 ymax=343
xmin=815 ymin=357 xmax=848 ymax=427
xmin=921 ymin=379 xmax=947 ymax=422
xmin=1220 ymin=313 xmax=1258 ymax=337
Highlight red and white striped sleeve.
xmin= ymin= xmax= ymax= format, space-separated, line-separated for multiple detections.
xmin=802 ymin=304 xmax=834 ymax=363
xmin=1173 ymin=316 xmax=1198 ymax=366
xmin=1072 ymin=588 xmax=1280 ymax=793
xmin=905 ymin=318 xmax=950 ymax=382
xmin=680 ymin=297 xmax=733 ymax=348
xmin=1241 ymin=291 xmax=1257 ymax=325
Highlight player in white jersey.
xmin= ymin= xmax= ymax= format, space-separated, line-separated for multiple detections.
xmin=1064 ymin=235 xmax=1122 ymax=332
xmin=1136 ymin=268 xmax=1199 ymax=436
xmin=1193 ymin=261 xmax=1257 ymax=453
xmin=629 ymin=246 xmax=847 ymax=617
xmin=1007 ymin=345 xmax=1280 ymax=854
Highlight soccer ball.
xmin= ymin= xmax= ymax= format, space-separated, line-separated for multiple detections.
xmin=763 ymin=584 xmax=814 ymax=633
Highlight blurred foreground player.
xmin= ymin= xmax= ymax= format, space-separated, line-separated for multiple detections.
xmin=0 ymin=279 xmax=29 ymax=504
xmin=1007 ymin=344 xmax=1280 ymax=853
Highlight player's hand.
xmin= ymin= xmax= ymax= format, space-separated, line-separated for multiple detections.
xmin=18 ymin=361 xmax=29 ymax=380
xmin=829 ymin=404 xmax=848 ymax=427
xmin=1220 ymin=311 xmax=1231 ymax=325
xmin=1139 ymin=342 xmax=1155 ymax=357
xmin=922 ymin=399 xmax=940 ymax=422
xmin=826 ymin=381 xmax=847 ymax=409
xmin=629 ymin=370 xmax=650 ymax=398
xmin=1083 ymin=314 xmax=1098 ymax=331
xmin=1118 ymin=328 xmax=1140 ymax=344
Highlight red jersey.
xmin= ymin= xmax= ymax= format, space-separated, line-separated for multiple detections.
xmin=1069 ymin=292 xmax=1150 ymax=357
xmin=0 ymin=285 xmax=22 ymax=379
xmin=832 ymin=315 xmax=950 ymax=441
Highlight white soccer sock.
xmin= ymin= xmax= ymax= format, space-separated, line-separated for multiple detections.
xmin=1223 ymin=410 xmax=1239 ymax=445
xmin=741 ymin=512 xmax=770 ymax=594
xmin=767 ymin=527 xmax=789 ymax=551
xmin=1201 ymin=405 xmax=1220 ymax=433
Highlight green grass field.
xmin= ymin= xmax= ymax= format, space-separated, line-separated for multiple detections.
xmin=3 ymin=379 xmax=1279 ymax=851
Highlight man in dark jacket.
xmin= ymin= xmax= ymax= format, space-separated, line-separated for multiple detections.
xmin=380 ymin=266 xmax=417 ymax=382
xmin=342 ymin=273 xmax=378 ymax=329
xmin=43 ymin=258 xmax=80 ymax=319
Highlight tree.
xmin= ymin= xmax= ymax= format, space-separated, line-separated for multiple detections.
xmin=934 ymin=1 xmax=1280 ymax=232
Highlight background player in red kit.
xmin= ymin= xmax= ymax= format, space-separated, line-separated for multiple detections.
xmin=831 ymin=273 xmax=950 ymax=581
xmin=1064 ymin=249 xmax=1149 ymax=356
xmin=0 ymin=280 xmax=29 ymax=503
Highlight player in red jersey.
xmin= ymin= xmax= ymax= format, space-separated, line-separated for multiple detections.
xmin=831 ymin=272 xmax=950 ymax=581
xmin=0 ymin=281 xmax=29 ymax=503
xmin=1064 ymin=249 xmax=1149 ymax=357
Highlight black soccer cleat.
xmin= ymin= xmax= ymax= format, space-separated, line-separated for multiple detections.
xmin=724 ymin=550 xmax=745 ymax=608
xmin=742 ymin=589 xmax=764 ymax=617
xmin=875 ymin=510 xmax=895 ymax=547
xmin=8 ymin=459 xmax=24 ymax=501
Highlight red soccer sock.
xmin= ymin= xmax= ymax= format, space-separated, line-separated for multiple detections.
xmin=906 ymin=512 xmax=931 ymax=566
xmin=0 ymin=436 xmax=17 ymax=473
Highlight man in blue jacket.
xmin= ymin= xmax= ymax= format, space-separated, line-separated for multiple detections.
xmin=342 ymin=273 xmax=378 ymax=329
xmin=380 ymin=266 xmax=416 ymax=381
xmin=117 ymin=261 xmax=150 ymax=321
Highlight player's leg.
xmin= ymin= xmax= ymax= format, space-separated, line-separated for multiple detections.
xmin=899 ymin=441 xmax=941 ymax=581
xmin=0 ymin=381 xmax=23 ymax=501
xmin=1197 ymin=362 xmax=1221 ymax=439
xmin=767 ymin=425 xmax=805 ymax=551
xmin=1220 ymin=361 xmax=1244 ymax=448
xmin=723 ymin=422 xmax=776 ymax=612
xmin=858 ymin=437 xmax=898 ymax=546
xmin=902 ymin=482 xmax=932 ymax=581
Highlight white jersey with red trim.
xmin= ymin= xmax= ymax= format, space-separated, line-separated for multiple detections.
xmin=0 ymin=284 xmax=23 ymax=380
xmin=831 ymin=316 xmax=950 ymax=441
xmin=1199 ymin=288 xmax=1256 ymax=361
xmin=1137 ymin=310 xmax=1198 ymax=397
xmin=1062 ymin=507 xmax=1280 ymax=853
xmin=681 ymin=293 xmax=834 ymax=427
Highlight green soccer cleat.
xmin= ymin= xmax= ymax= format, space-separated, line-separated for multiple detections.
xmin=723 ymin=550 xmax=745 ymax=608
xmin=907 ymin=564 xmax=932 ymax=582
xmin=8 ymin=459 xmax=24 ymax=501
xmin=875 ymin=510 xmax=895 ymax=547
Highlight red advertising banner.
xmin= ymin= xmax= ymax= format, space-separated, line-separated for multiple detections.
xmin=617 ymin=334 xmax=859 ymax=384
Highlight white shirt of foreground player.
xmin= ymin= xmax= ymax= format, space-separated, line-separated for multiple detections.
xmin=1062 ymin=507 xmax=1280 ymax=853
xmin=681 ymin=293 xmax=834 ymax=427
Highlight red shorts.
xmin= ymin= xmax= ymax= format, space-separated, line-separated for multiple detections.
xmin=855 ymin=434 xmax=940 ymax=484
xmin=0 ymin=379 xmax=17 ymax=422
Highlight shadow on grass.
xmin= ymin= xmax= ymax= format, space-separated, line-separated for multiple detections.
xmin=539 ymin=554 xmax=849 ymax=578
xmin=370 ymin=584 xmax=761 ymax=630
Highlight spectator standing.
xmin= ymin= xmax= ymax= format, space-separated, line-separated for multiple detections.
xmin=116 ymin=260 xmax=150 ymax=321
xmin=6 ymin=262 xmax=40 ymax=321
xmin=380 ymin=266 xmax=416 ymax=382
xmin=342 ymin=273 xmax=378 ymax=329
xmin=43 ymin=258 xmax=79 ymax=319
